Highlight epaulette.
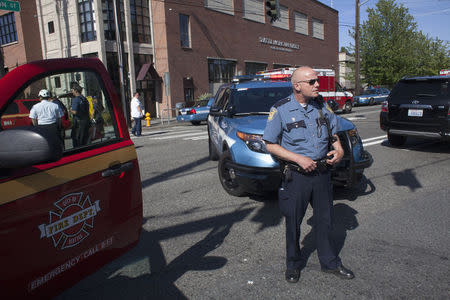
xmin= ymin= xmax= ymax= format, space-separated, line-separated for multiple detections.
xmin=273 ymin=97 xmax=290 ymax=108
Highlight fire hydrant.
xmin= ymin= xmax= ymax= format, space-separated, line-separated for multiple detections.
xmin=145 ymin=112 xmax=151 ymax=127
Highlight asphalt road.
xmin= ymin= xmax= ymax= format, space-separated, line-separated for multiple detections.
xmin=56 ymin=106 xmax=450 ymax=299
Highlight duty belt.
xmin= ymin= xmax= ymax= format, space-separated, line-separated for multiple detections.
xmin=282 ymin=157 xmax=331 ymax=180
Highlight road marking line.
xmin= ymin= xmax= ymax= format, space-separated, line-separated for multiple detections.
xmin=149 ymin=131 xmax=206 ymax=140
xmin=185 ymin=135 xmax=209 ymax=141
xmin=346 ymin=117 xmax=367 ymax=120
xmin=361 ymin=135 xmax=387 ymax=142
xmin=363 ymin=139 xmax=387 ymax=147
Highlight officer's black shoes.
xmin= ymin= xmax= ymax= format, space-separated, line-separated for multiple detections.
xmin=321 ymin=265 xmax=355 ymax=279
xmin=285 ymin=269 xmax=300 ymax=283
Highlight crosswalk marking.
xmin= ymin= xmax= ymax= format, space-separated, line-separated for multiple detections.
xmin=362 ymin=135 xmax=387 ymax=147
xmin=148 ymin=131 xmax=206 ymax=140
xmin=143 ymin=129 xmax=388 ymax=147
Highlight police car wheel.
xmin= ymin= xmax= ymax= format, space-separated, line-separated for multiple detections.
xmin=343 ymin=101 xmax=352 ymax=113
xmin=191 ymin=121 xmax=201 ymax=125
xmin=218 ymin=150 xmax=247 ymax=197
xmin=387 ymin=133 xmax=406 ymax=147
xmin=208 ymin=130 xmax=219 ymax=161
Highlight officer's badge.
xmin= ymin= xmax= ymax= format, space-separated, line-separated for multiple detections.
xmin=268 ymin=108 xmax=277 ymax=121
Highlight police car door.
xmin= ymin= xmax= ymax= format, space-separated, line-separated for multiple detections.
xmin=0 ymin=59 xmax=142 ymax=298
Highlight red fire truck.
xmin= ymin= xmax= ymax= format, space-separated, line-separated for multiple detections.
xmin=257 ymin=68 xmax=354 ymax=113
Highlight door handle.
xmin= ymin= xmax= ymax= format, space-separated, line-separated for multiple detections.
xmin=102 ymin=161 xmax=133 ymax=177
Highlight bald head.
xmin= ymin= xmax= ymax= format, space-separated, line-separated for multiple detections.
xmin=291 ymin=66 xmax=316 ymax=85
xmin=291 ymin=66 xmax=320 ymax=102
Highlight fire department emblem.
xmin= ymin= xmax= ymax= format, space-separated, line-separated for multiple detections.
xmin=38 ymin=192 xmax=101 ymax=250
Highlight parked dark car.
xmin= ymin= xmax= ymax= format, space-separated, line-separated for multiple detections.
xmin=380 ymin=75 xmax=450 ymax=146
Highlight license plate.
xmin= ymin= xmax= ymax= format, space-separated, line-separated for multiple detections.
xmin=408 ymin=109 xmax=423 ymax=117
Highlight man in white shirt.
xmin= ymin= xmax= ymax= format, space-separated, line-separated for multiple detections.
xmin=130 ymin=92 xmax=143 ymax=136
xmin=29 ymin=89 xmax=64 ymax=138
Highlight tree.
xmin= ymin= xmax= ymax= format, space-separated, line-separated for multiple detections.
xmin=355 ymin=0 xmax=450 ymax=87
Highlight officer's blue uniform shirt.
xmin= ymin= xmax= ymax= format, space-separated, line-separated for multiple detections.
xmin=263 ymin=93 xmax=338 ymax=160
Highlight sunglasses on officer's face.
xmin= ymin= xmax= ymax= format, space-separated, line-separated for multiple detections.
xmin=297 ymin=78 xmax=320 ymax=85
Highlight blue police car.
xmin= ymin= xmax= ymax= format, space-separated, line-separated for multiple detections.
xmin=353 ymin=87 xmax=390 ymax=106
xmin=176 ymin=97 xmax=214 ymax=125
xmin=208 ymin=75 xmax=373 ymax=196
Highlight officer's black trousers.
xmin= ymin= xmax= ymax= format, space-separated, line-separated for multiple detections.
xmin=278 ymin=170 xmax=341 ymax=270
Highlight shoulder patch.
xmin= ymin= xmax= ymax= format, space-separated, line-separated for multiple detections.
xmin=268 ymin=108 xmax=277 ymax=121
xmin=273 ymin=97 xmax=290 ymax=108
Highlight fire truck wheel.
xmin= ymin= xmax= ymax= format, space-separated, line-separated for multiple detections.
xmin=343 ymin=101 xmax=352 ymax=113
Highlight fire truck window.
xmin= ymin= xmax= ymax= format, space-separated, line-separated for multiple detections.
xmin=0 ymin=71 xmax=120 ymax=152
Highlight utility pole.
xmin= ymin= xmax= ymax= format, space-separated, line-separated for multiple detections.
xmin=113 ymin=0 xmax=129 ymax=126
xmin=355 ymin=0 xmax=369 ymax=96
xmin=355 ymin=0 xmax=360 ymax=96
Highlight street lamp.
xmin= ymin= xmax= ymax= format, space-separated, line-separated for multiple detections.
xmin=355 ymin=0 xmax=369 ymax=96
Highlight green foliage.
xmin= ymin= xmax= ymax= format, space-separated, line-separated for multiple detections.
xmin=195 ymin=93 xmax=212 ymax=102
xmin=354 ymin=0 xmax=450 ymax=87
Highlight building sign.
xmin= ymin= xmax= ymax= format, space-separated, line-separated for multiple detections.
xmin=258 ymin=37 xmax=300 ymax=52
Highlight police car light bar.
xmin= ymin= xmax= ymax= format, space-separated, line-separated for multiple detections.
xmin=263 ymin=74 xmax=291 ymax=80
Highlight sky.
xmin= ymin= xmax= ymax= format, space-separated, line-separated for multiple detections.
xmin=317 ymin=0 xmax=450 ymax=49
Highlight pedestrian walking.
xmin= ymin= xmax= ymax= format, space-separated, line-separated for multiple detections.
xmin=130 ymin=92 xmax=143 ymax=136
xmin=70 ymin=82 xmax=90 ymax=147
xmin=29 ymin=89 xmax=63 ymax=138
xmin=263 ymin=66 xmax=354 ymax=283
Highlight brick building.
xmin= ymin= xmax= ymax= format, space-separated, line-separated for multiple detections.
xmin=4 ymin=0 xmax=339 ymax=118
xmin=0 ymin=0 xmax=42 ymax=74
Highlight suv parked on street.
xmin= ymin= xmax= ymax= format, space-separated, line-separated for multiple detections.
xmin=380 ymin=75 xmax=450 ymax=146
xmin=208 ymin=75 xmax=373 ymax=196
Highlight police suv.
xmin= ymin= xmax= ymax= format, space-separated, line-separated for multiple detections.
xmin=207 ymin=74 xmax=373 ymax=196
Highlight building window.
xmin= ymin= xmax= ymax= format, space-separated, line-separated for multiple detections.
xmin=48 ymin=21 xmax=55 ymax=34
xmin=294 ymin=12 xmax=308 ymax=35
xmin=79 ymin=0 xmax=97 ymax=42
xmin=54 ymin=76 xmax=61 ymax=88
xmin=179 ymin=14 xmax=190 ymax=48
xmin=102 ymin=0 xmax=126 ymax=41
xmin=273 ymin=63 xmax=291 ymax=69
xmin=312 ymin=18 xmax=324 ymax=40
xmin=205 ymin=0 xmax=234 ymax=16
xmin=130 ymin=0 xmax=151 ymax=43
xmin=243 ymin=0 xmax=264 ymax=23
xmin=272 ymin=5 xmax=289 ymax=30
xmin=245 ymin=62 xmax=267 ymax=75
xmin=208 ymin=59 xmax=236 ymax=83
xmin=0 ymin=13 xmax=17 ymax=45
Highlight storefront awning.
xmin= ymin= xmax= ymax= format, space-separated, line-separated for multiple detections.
xmin=136 ymin=63 xmax=161 ymax=81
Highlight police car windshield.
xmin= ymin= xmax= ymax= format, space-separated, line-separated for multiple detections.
xmin=232 ymin=87 xmax=291 ymax=115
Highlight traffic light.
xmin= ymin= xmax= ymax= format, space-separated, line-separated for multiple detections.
xmin=266 ymin=0 xmax=279 ymax=23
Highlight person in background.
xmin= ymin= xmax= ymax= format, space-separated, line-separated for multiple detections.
xmin=70 ymin=82 xmax=90 ymax=147
xmin=29 ymin=89 xmax=63 ymax=138
xmin=90 ymin=95 xmax=105 ymax=141
xmin=263 ymin=66 xmax=353 ymax=284
xmin=130 ymin=91 xmax=143 ymax=137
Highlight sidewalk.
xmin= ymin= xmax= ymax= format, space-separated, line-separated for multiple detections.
xmin=130 ymin=117 xmax=180 ymax=133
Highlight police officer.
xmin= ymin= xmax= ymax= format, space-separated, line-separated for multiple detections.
xmin=263 ymin=66 xmax=354 ymax=283
xmin=70 ymin=82 xmax=90 ymax=147
xmin=29 ymin=89 xmax=63 ymax=137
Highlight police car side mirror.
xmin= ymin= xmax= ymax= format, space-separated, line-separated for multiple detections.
xmin=0 ymin=127 xmax=63 ymax=169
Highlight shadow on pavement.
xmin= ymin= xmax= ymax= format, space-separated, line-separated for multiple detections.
xmin=333 ymin=175 xmax=376 ymax=201
xmin=299 ymin=203 xmax=359 ymax=271
xmin=56 ymin=204 xmax=255 ymax=299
